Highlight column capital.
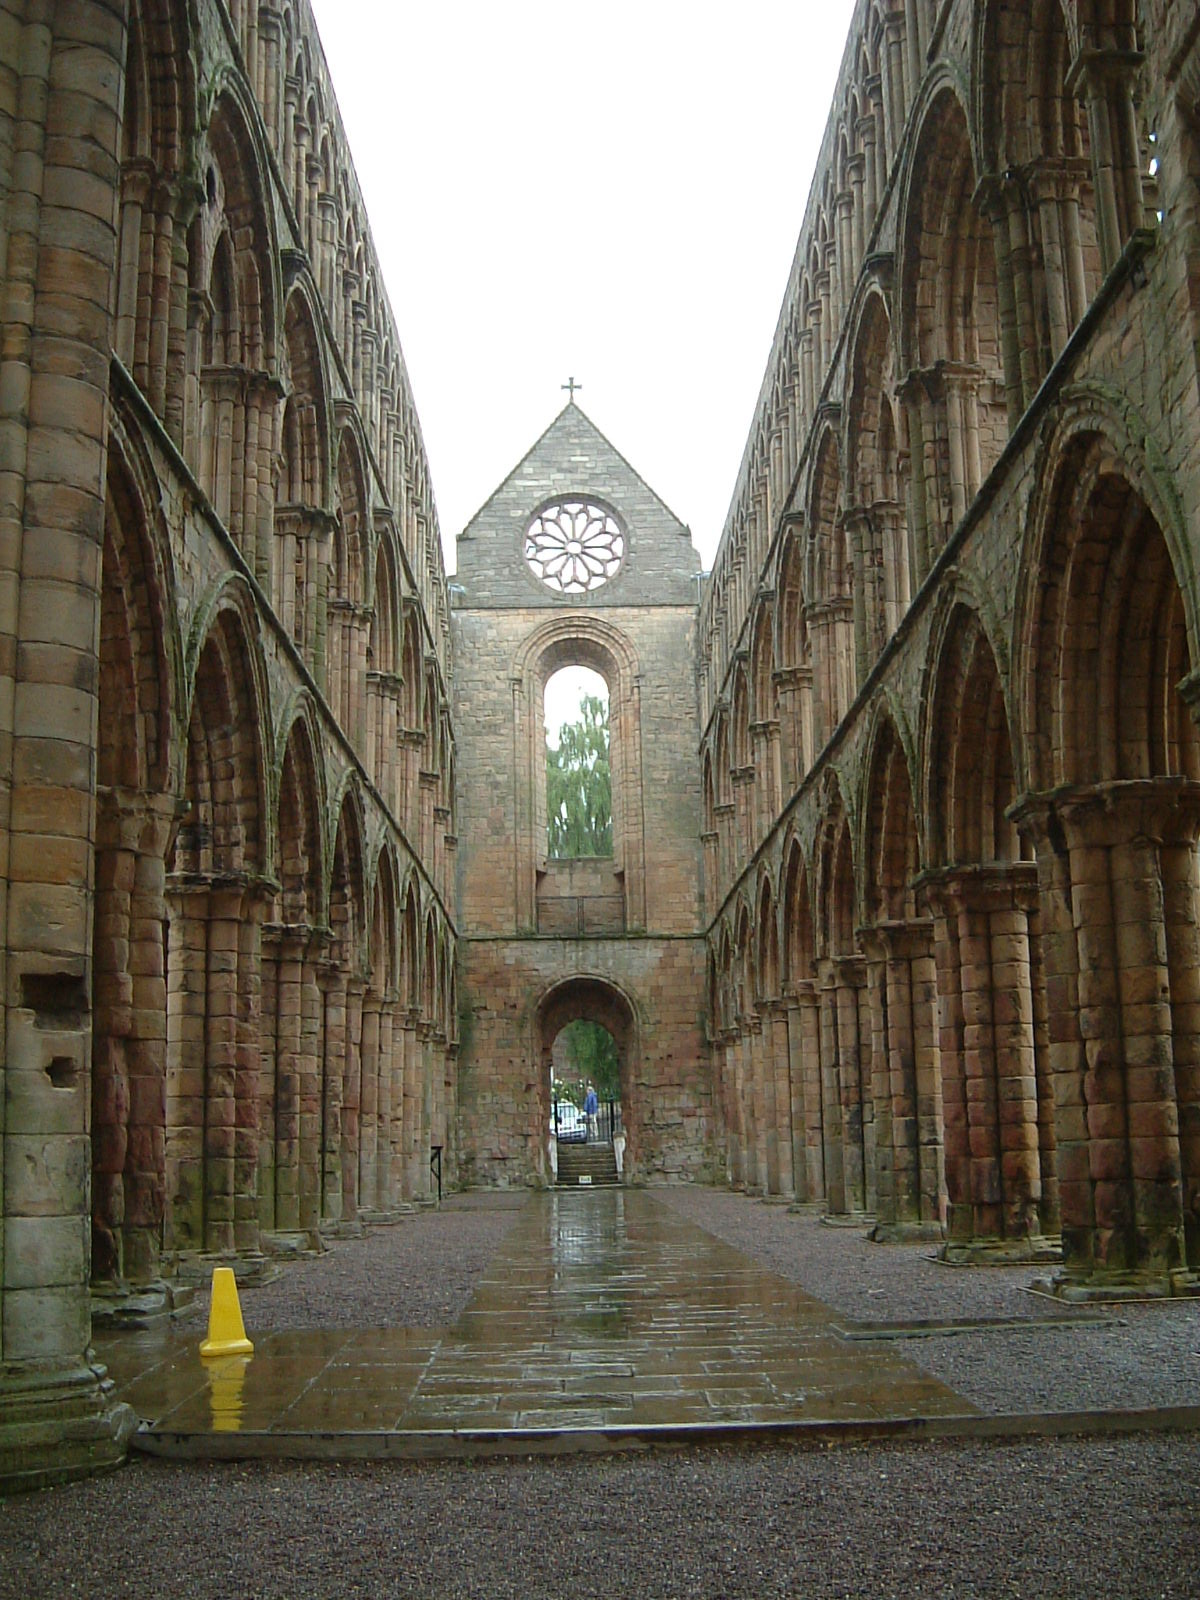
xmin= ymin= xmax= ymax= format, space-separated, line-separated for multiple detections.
xmin=1012 ymin=778 xmax=1200 ymax=851
xmin=859 ymin=915 xmax=936 ymax=959
xmin=915 ymin=861 xmax=1039 ymax=917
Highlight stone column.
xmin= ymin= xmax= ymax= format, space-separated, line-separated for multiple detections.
xmin=265 ymin=928 xmax=304 ymax=1236
xmin=0 ymin=0 xmax=162 ymax=1472
xmin=297 ymin=930 xmax=325 ymax=1236
xmin=732 ymin=766 xmax=755 ymax=871
xmin=1019 ymin=780 xmax=1200 ymax=1287
xmin=714 ymin=802 xmax=735 ymax=895
xmin=378 ymin=996 xmax=398 ymax=1208
xmin=164 ymin=881 xmax=209 ymax=1253
xmin=817 ymin=962 xmax=847 ymax=1212
xmin=747 ymin=1014 xmax=771 ymax=1194
xmin=862 ymin=919 xmax=941 ymax=1238
xmin=1068 ymin=47 xmax=1146 ymax=274
xmin=418 ymin=1021 xmax=436 ymax=1200
xmin=202 ymin=884 xmax=247 ymax=1256
xmin=835 ymin=955 xmax=871 ymax=1213
xmin=402 ymin=1008 xmax=421 ymax=1200
xmin=233 ymin=883 xmax=266 ymax=1259
xmin=357 ymin=993 xmax=381 ymax=1211
xmin=342 ymin=977 xmax=365 ymax=1223
xmin=787 ymin=982 xmax=823 ymax=1203
xmin=701 ymin=830 xmax=719 ymax=919
xmin=922 ymin=862 xmax=1050 ymax=1261
xmin=764 ymin=998 xmax=795 ymax=1198
xmin=845 ymin=508 xmax=877 ymax=677
xmin=317 ymin=958 xmax=347 ymax=1227
xmin=723 ymin=1029 xmax=745 ymax=1188
xmin=91 ymin=790 xmax=175 ymax=1288
xmin=898 ymin=373 xmax=933 ymax=582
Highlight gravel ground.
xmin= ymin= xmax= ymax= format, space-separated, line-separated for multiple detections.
xmin=5 ymin=1184 xmax=1199 ymax=1598
xmin=174 ymin=1191 xmax=528 ymax=1332
xmin=2 ymin=1436 xmax=1196 ymax=1599
xmin=659 ymin=1186 xmax=1200 ymax=1415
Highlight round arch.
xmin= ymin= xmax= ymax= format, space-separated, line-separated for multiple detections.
xmin=511 ymin=615 xmax=647 ymax=932
xmin=535 ymin=975 xmax=639 ymax=1181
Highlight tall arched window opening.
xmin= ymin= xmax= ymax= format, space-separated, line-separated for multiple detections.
xmin=544 ymin=665 xmax=612 ymax=860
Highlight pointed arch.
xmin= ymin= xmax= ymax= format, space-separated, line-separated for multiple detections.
xmin=861 ymin=709 xmax=921 ymax=923
xmin=897 ymin=77 xmax=1005 ymax=560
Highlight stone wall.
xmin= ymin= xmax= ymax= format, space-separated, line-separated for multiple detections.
xmin=700 ymin=0 xmax=1200 ymax=1294
xmin=451 ymin=404 xmax=711 ymax=1186
xmin=0 ymin=0 xmax=454 ymax=1488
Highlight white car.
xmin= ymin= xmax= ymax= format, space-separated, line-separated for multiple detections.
xmin=552 ymin=1102 xmax=587 ymax=1143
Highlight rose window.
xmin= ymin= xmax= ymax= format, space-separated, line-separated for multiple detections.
xmin=523 ymin=501 xmax=625 ymax=594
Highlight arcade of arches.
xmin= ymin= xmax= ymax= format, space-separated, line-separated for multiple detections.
xmin=3 ymin=0 xmax=1200 ymax=1488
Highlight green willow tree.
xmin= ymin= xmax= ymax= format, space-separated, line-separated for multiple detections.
xmin=558 ymin=1020 xmax=620 ymax=1101
xmin=547 ymin=692 xmax=612 ymax=857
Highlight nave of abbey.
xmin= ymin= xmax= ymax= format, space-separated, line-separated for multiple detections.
xmin=2 ymin=0 xmax=1200 ymax=1487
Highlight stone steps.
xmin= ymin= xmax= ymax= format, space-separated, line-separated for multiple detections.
xmin=557 ymin=1143 xmax=620 ymax=1187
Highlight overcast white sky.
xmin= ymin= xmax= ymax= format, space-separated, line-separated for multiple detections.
xmin=308 ymin=0 xmax=856 ymax=576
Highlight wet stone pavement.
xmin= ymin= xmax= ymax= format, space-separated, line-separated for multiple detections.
xmin=99 ymin=1188 xmax=973 ymax=1458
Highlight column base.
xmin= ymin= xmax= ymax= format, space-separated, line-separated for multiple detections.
xmin=939 ymin=1234 xmax=1061 ymax=1267
xmin=820 ymin=1210 xmax=877 ymax=1229
xmin=0 ymin=1359 xmax=137 ymax=1494
xmin=869 ymin=1220 xmax=946 ymax=1244
xmin=328 ymin=1218 xmax=366 ymax=1239
xmin=172 ymin=1249 xmax=284 ymax=1285
xmin=91 ymin=1278 xmax=196 ymax=1330
xmin=1031 ymin=1266 xmax=1200 ymax=1303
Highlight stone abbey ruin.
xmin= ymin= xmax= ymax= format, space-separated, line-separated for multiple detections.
xmin=2 ymin=0 xmax=1200 ymax=1487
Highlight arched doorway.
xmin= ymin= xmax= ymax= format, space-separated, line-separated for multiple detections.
xmin=536 ymin=978 xmax=637 ymax=1185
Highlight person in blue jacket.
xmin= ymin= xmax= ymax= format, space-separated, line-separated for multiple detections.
xmin=583 ymin=1083 xmax=599 ymax=1142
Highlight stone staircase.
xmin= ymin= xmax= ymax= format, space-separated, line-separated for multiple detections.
xmin=556 ymin=1141 xmax=620 ymax=1187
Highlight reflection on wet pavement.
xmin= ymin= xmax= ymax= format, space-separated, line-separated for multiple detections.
xmin=97 ymin=1189 xmax=973 ymax=1449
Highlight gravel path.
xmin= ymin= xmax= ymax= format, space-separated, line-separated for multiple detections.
xmin=659 ymin=1186 xmax=1200 ymax=1415
xmin=3 ymin=1436 xmax=1197 ymax=1599
xmin=175 ymin=1191 xmax=528 ymax=1332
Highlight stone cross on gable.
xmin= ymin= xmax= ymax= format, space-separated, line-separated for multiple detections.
xmin=562 ymin=376 xmax=582 ymax=401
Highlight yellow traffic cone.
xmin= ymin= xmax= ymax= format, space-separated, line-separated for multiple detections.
xmin=199 ymin=1266 xmax=254 ymax=1358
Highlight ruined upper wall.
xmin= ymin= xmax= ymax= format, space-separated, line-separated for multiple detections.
xmin=695 ymin=0 xmax=1168 ymax=861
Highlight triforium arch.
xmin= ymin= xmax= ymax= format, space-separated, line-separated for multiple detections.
xmin=844 ymin=281 xmax=908 ymax=669
xmin=972 ymin=0 xmax=1103 ymax=420
xmin=1013 ymin=403 xmax=1200 ymax=1286
xmin=329 ymin=411 xmax=372 ymax=750
xmin=116 ymin=0 xmax=198 ymax=442
xmin=858 ymin=702 xmax=942 ymax=1237
xmin=511 ymin=615 xmax=645 ymax=934
xmin=897 ymin=73 xmax=1005 ymax=576
xmin=806 ymin=421 xmax=853 ymax=748
xmin=274 ymin=272 xmax=334 ymax=663
xmin=535 ymin=977 xmax=639 ymax=1179
xmin=183 ymin=80 xmax=281 ymax=568
xmin=775 ymin=519 xmax=815 ymax=790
